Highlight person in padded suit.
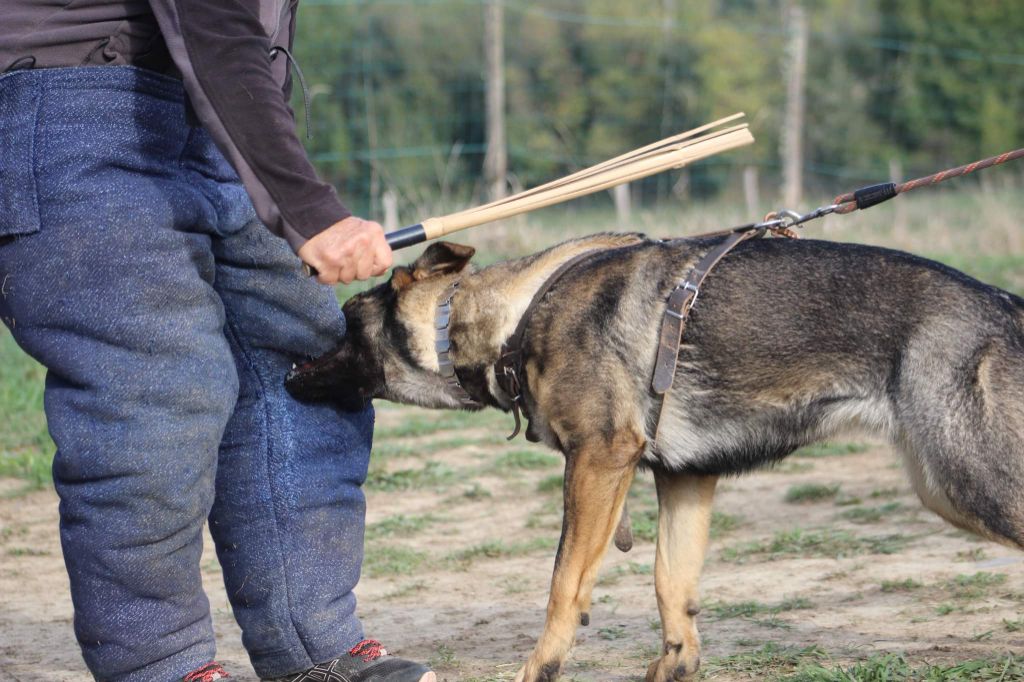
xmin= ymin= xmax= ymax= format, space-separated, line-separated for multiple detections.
xmin=0 ymin=2 xmax=434 ymax=681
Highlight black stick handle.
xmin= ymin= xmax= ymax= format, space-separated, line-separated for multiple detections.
xmin=385 ymin=223 xmax=427 ymax=249
xmin=301 ymin=223 xmax=428 ymax=278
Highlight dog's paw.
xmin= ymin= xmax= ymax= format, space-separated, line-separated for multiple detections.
xmin=514 ymin=660 xmax=561 ymax=682
xmin=646 ymin=647 xmax=699 ymax=682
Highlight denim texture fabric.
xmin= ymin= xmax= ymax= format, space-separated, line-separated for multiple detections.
xmin=0 ymin=66 xmax=373 ymax=681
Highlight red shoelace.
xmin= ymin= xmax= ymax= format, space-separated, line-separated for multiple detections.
xmin=349 ymin=639 xmax=388 ymax=663
xmin=183 ymin=662 xmax=230 ymax=682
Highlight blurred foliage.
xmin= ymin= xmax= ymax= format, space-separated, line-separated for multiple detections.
xmin=292 ymin=0 xmax=1023 ymax=219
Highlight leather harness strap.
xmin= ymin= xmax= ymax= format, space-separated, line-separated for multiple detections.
xmin=650 ymin=227 xmax=772 ymax=448
xmin=495 ymin=248 xmax=608 ymax=440
xmin=487 ymin=228 xmax=774 ymax=440
xmin=652 ymin=228 xmax=764 ymax=395
xmin=434 ymin=279 xmax=479 ymax=407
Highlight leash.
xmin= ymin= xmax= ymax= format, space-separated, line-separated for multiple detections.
xmin=704 ymin=146 xmax=1024 ymax=239
xmin=832 ymin=147 xmax=1024 ymax=214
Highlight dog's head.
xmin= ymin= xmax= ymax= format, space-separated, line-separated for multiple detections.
xmin=285 ymin=241 xmax=477 ymax=410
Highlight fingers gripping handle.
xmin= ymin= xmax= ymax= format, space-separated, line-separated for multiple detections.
xmin=301 ymin=223 xmax=427 ymax=278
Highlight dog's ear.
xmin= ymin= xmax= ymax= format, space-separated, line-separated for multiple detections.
xmin=390 ymin=266 xmax=415 ymax=292
xmin=410 ymin=242 xmax=476 ymax=280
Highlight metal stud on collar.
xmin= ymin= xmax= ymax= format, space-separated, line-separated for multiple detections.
xmin=434 ymin=280 xmax=479 ymax=407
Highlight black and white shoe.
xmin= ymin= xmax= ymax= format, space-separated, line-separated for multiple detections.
xmin=265 ymin=640 xmax=435 ymax=682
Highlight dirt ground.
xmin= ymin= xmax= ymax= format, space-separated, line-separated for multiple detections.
xmin=2 ymin=403 xmax=1024 ymax=681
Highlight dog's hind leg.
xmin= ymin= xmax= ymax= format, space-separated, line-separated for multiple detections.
xmin=645 ymin=473 xmax=717 ymax=682
xmin=514 ymin=430 xmax=644 ymax=682
xmin=898 ymin=334 xmax=1024 ymax=548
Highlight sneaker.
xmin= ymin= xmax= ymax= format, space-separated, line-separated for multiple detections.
xmin=183 ymin=662 xmax=230 ymax=681
xmin=265 ymin=639 xmax=435 ymax=682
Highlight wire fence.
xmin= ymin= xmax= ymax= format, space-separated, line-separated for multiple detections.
xmin=291 ymin=0 xmax=1024 ymax=223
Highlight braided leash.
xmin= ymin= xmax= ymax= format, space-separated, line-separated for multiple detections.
xmin=832 ymin=147 xmax=1024 ymax=215
xmin=714 ymin=146 xmax=1024 ymax=237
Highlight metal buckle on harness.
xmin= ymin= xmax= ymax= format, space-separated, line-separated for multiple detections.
xmin=681 ymin=281 xmax=700 ymax=308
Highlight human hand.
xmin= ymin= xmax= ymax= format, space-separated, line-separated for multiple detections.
xmin=297 ymin=216 xmax=393 ymax=285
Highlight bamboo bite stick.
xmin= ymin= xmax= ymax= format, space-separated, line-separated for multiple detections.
xmin=303 ymin=114 xmax=754 ymax=276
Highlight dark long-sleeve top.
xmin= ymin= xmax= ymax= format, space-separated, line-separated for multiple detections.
xmin=1 ymin=0 xmax=349 ymax=251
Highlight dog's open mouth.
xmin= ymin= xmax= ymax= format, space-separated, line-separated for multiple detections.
xmin=284 ymin=346 xmax=347 ymax=402
xmin=284 ymin=341 xmax=380 ymax=412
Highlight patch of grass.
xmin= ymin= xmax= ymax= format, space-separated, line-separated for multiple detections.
xmin=383 ymin=580 xmax=428 ymax=599
xmin=791 ymin=442 xmax=870 ymax=458
xmin=445 ymin=537 xmax=555 ymax=566
xmin=492 ymin=449 xmax=561 ymax=470
xmin=771 ymin=460 xmax=815 ymax=474
xmin=374 ymin=408 xmax=505 ymax=439
xmin=371 ymin=435 xmax=501 ymax=459
xmin=460 ymin=483 xmax=492 ymax=499
xmin=1003 ymin=616 xmax=1024 ymax=632
xmin=708 ymin=597 xmax=813 ymax=620
xmin=0 ymin=333 xmax=52 ymax=487
xmin=711 ymin=510 xmax=744 ymax=537
xmin=708 ymin=601 xmax=766 ymax=619
xmin=880 ymin=578 xmax=923 ymax=593
xmin=783 ymin=652 xmax=1024 ymax=681
xmin=370 ymin=442 xmax=423 ymax=459
xmin=785 ymin=483 xmax=840 ymax=504
xmin=631 ymin=508 xmax=743 ymax=543
xmin=428 ymin=643 xmax=459 ymax=669
xmin=0 ymin=453 xmax=51 ymax=489
xmin=630 ymin=508 xmax=658 ymax=543
xmin=597 ymin=624 xmax=627 ymax=640
xmin=869 ymin=487 xmax=901 ymax=499
xmin=703 ymin=643 xmax=827 ymax=677
xmin=597 ymin=561 xmax=652 ymax=586
xmin=365 ymin=513 xmax=439 ymax=540
xmin=5 ymin=547 xmax=49 ymax=557
xmin=536 ymin=474 xmax=563 ymax=493
xmin=838 ymin=502 xmax=903 ymax=524
xmin=947 ymin=572 xmax=1007 ymax=599
xmin=366 ymin=461 xmax=458 ymax=491
xmin=362 ymin=545 xmax=428 ymax=578
xmin=955 ymin=547 xmax=987 ymax=562
xmin=721 ymin=528 xmax=914 ymax=562
xmin=501 ymin=575 xmax=530 ymax=594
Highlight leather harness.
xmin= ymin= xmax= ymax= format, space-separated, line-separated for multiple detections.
xmin=434 ymin=226 xmax=779 ymax=443
xmin=494 ymin=249 xmax=611 ymax=440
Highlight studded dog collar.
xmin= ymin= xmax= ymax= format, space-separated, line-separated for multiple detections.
xmin=434 ymin=279 xmax=479 ymax=407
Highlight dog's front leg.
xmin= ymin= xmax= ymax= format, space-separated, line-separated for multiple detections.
xmin=646 ymin=473 xmax=718 ymax=682
xmin=514 ymin=433 xmax=642 ymax=682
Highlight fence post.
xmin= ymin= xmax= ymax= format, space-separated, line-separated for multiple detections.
xmin=743 ymin=166 xmax=760 ymax=217
xmin=781 ymin=3 xmax=807 ymax=208
xmin=483 ymin=0 xmax=508 ymax=202
xmin=382 ymin=189 xmax=399 ymax=232
xmin=613 ymin=183 xmax=633 ymax=228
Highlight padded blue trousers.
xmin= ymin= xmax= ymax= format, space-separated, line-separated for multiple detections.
xmin=0 ymin=66 xmax=373 ymax=681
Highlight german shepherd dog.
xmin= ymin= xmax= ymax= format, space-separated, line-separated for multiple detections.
xmin=285 ymin=232 xmax=1024 ymax=682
